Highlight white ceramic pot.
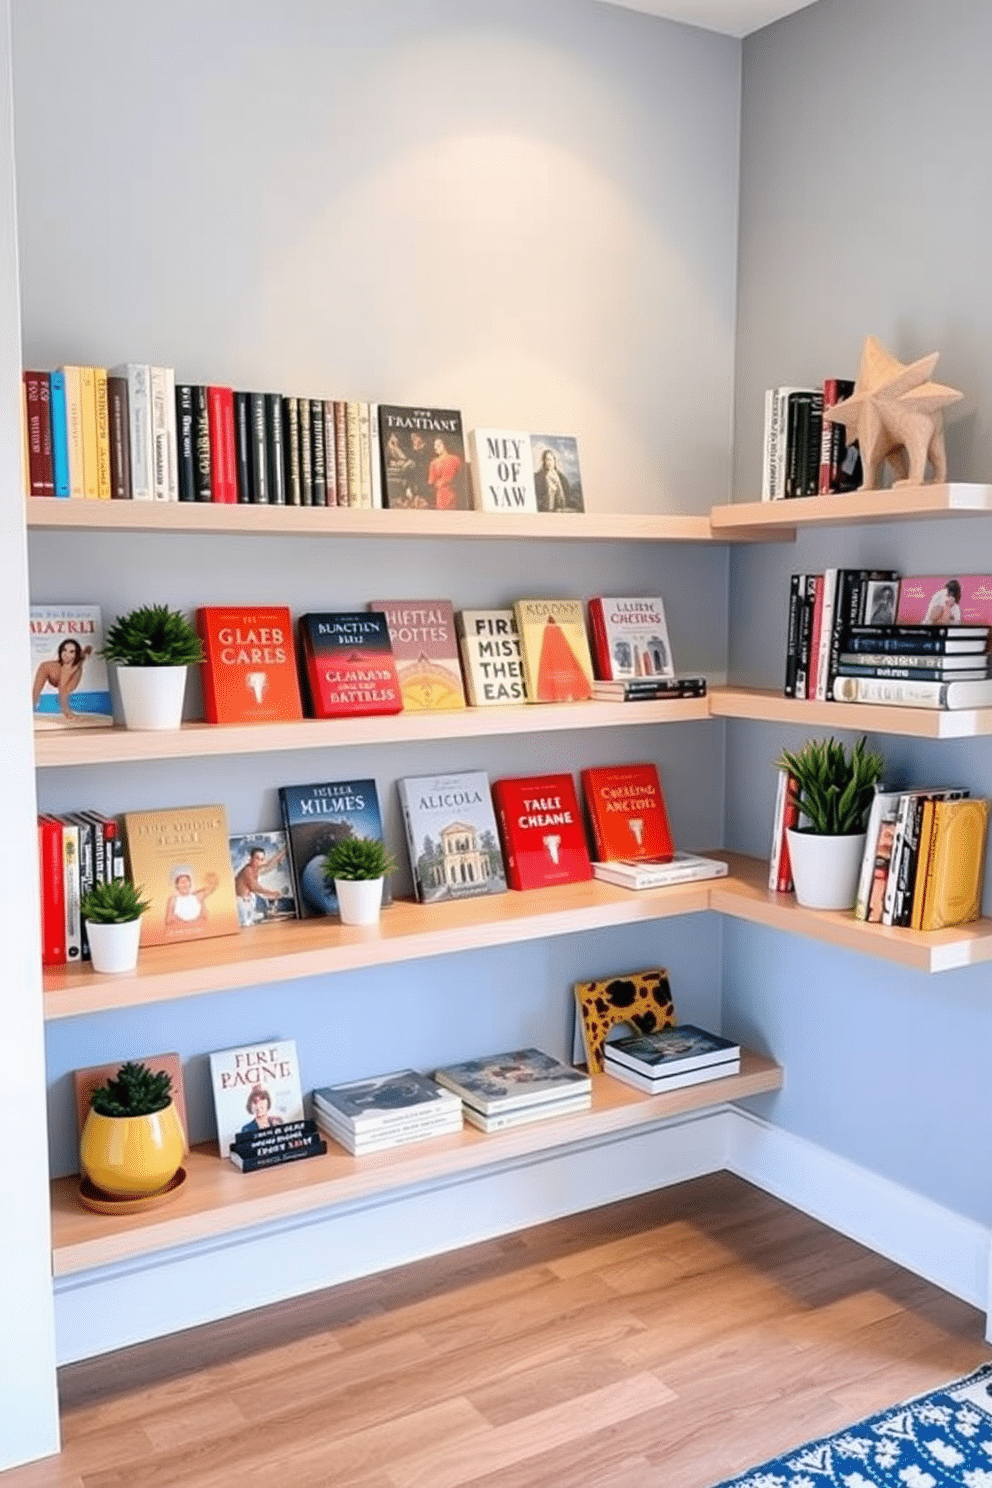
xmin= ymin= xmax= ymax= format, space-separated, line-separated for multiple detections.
xmin=115 ymin=665 xmax=188 ymax=730
xmin=786 ymin=829 xmax=867 ymax=912
xmin=335 ymin=877 xmax=384 ymax=926
xmin=85 ymin=917 xmax=143 ymax=974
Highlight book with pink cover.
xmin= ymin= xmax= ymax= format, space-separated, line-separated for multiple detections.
xmin=896 ymin=575 xmax=992 ymax=627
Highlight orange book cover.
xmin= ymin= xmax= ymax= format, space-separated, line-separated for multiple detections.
xmin=580 ymin=762 xmax=674 ymax=862
xmin=196 ymin=606 xmax=303 ymax=724
xmin=123 ymin=803 xmax=241 ymax=947
xmin=513 ymin=598 xmax=593 ymax=702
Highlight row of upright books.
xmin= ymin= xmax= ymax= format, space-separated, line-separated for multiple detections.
xmin=784 ymin=569 xmax=992 ymax=711
xmin=32 ymin=594 xmax=704 ymax=732
xmin=23 ymin=364 xmax=588 ymax=514
xmin=761 ymin=376 xmax=863 ymax=501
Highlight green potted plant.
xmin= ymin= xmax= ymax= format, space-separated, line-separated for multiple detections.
xmin=79 ymin=1060 xmax=185 ymax=1199
xmin=775 ymin=735 xmax=885 ymax=911
xmin=322 ymin=837 xmax=397 ymax=925
xmin=80 ymin=878 xmax=151 ymax=973
xmin=102 ymin=602 xmax=204 ymax=730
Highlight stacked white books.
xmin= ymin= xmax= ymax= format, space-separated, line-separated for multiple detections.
xmin=603 ymin=1024 xmax=741 ymax=1094
xmin=433 ymin=1047 xmax=592 ymax=1133
xmin=592 ymin=851 xmax=729 ymax=890
xmin=312 ymin=1068 xmax=462 ymax=1155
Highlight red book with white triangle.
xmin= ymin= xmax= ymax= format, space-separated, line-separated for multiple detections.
xmin=492 ymin=773 xmax=592 ymax=890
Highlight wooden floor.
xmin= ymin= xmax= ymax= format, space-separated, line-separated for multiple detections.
xmin=6 ymin=1173 xmax=990 ymax=1488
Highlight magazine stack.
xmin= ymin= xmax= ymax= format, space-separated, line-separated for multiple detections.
xmin=311 ymin=1069 xmax=463 ymax=1156
xmin=602 ymin=1024 xmax=741 ymax=1095
xmin=432 ymin=1048 xmax=592 ymax=1133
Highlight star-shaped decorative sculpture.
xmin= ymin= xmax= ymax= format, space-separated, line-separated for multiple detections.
xmin=824 ymin=335 xmax=962 ymax=490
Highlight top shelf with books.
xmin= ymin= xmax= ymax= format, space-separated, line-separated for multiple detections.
xmin=711 ymin=687 xmax=992 ymax=740
xmin=710 ymin=483 xmax=992 ymax=534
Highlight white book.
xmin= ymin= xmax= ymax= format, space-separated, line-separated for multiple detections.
xmin=368 ymin=402 xmax=382 ymax=508
xmin=592 ymin=852 xmax=728 ymax=889
xmin=455 ymin=608 xmax=526 ymax=707
xmin=312 ymin=1069 xmax=461 ymax=1131
xmin=814 ymin=567 xmax=838 ymax=701
xmin=315 ymin=1108 xmax=462 ymax=1155
xmin=148 ymin=366 xmax=172 ymax=502
xmin=854 ymin=786 xmax=903 ymax=922
xmin=467 ymin=429 xmax=537 ymax=513
xmin=832 ymin=674 xmax=992 ymax=710
xmin=761 ymin=389 xmax=776 ymax=501
xmin=768 ymin=766 xmax=788 ymax=892
xmin=462 ymin=1092 xmax=591 ymax=1132
xmin=603 ymin=1056 xmax=741 ymax=1095
xmin=110 ymin=362 xmax=153 ymax=500
xmin=433 ymin=1047 xmax=591 ymax=1115
xmin=208 ymin=1039 xmax=304 ymax=1158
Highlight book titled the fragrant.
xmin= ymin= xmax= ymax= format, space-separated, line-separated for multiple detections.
xmin=398 ymin=770 xmax=507 ymax=903
xmin=298 ymin=611 xmax=403 ymax=719
xmin=432 ymin=1048 xmax=591 ymax=1116
xmin=279 ymin=777 xmax=389 ymax=918
xmin=378 ymin=405 xmax=469 ymax=510
xmin=368 ymin=599 xmax=467 ymax=711
xmin=208 ymin=1038 xmax=305 ymax=1160
xmin=123 ymin=803 xmax=240 ymax=947
xmin=30 ymin=603 xmax=113 ymax=728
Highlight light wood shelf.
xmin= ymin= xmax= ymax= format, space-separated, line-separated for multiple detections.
xmin=710 ymin=686 xmax=992 ymax=739
xmin=42 ymin=874 xmax=718 ymax=1018
xmin=710 ymin=482 xmax=992 ymax=534
xmin=50 ymin=1050 xmax=782 ymax=1276
xmin=34 ymin=696 xmax=712 ymax=768
xmin=714 ymin=853 xmax=992 ymax=972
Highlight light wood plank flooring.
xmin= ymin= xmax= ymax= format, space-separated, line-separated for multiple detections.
xmin=5 ymin=1174 xmax=989 ymax=1488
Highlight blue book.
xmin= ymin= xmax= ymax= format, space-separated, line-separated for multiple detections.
xmin=48 ymin=369 xmax=70 ymax=497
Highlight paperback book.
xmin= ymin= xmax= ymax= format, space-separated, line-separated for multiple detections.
xmin=455 ymin=608 xmax=527 ymax=706
xmin=368 ymin=599 xmax=467 ymax=711
xmin=30 ymin=603 xmax=112 ymax=728
xmin=603 ymin=1023 xmax=740 ymax=1077
xmin=208 ymin=1038 xmax=305 ymax=1159
xmin=461 ymin=1094 xmax=592 ymax=1133
xmin=581 ymin=762 xmax=674 ymax=863
xmin=591 ymin=677 xmax=706 ymax=701
xmin=895 ymin=574 xmax=992 ymax=627
xmin=278 ymin=778 xmax=388 ymax=918
xmin=312 ymin=1069 xmax=461 ymax=1131
xmin=378 ymin=405 xmax=469 ymax=510
xmin=229 ymin=830 xmax=297 ymax=926
xmin=229 ymin=1118 xmax=326 ymax=1172
xmin=591 ymin=852 xmax=727 ymax=890
xmin=398 ymin=770 xmax=507 ymax=902
xmin=123 ymin=803 xmax=240 ymax=947
xmin=467 ymin=429 xmax=537 ymax=513
xmin=587 ymin=596 xmax=675 ymax=682
xmin=432 ymin=1047 xmax=591 ymax=1115
xmin=196 ymin=605 xmax=303 ymax=724
xmin=514 ymin=598 xmax=594 ymax=703
xmin=298 ymin=611 xmax=403 ymax=719
xmin=531 ymin=434 xmax=584 ymax=512
xmin=492 ymin=772 xmax=592 ymax=890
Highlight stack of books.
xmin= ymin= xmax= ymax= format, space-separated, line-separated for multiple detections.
xmin=311 ymin=1069 xmax=463 ymax=1155
xmin=855 ymin=786 xmax=990 ymax=930
xmin=592 ymin=852 xmax=728 ymax=890
xmin=432 ymin=1048 xmax=592 ymax=1132
xmin=833 ymin=622 xmax=992 ymax=711
xmin=602 ymin=1024 xmax=741 ymax=1095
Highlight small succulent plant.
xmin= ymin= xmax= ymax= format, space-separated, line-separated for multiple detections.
xmin=322 ymin=837 xmax=397 ymax=883
xmin=80 ymin=878 xmax=151 ymax=924
xmin=102 ymin=603 xmax=204 ymax=667
xmin=89 ymin=1060 xmax=173 ymax=1117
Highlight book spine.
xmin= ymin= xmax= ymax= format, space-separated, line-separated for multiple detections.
xmin=854 ymin=789 xmax=891 ymax=921
xmin=587 ymin=599 xmax=610 ymax=680
xmin=162 ymin=366 xmax=178 ymax=501
xmin=49 ymin=369 xmax=70 ymax=497
xmin=297 ymin=396 xmax=313 ymax=506
xmin=844 ymin=632 xmax=984 ymax=655
xmin=60 ymin=365 xmax=86 ymax=498
xmin=233 ymin=391 xmax=253 ymax=503
xmin=768 ymin=768 xmax=793 ymax=893
xmin=836 ymin=661 xmax=989 ymax=682
xmin=148 ymin=365 xmax=171 ymax=501
xmin=823 ymin=568 xmax=858 ymax=701
xmin=309 ymin=397 xmax=326 ymax=506
xmin=123 ymin=364 xmax=153 ymax=501
xmin=68 ymin=814 xmax=95 ymax=959
xmin=761 ymin=389 xmax=775 ymax=502
xmin=207 ymin=386 xmax=237 ymax=502
xmin=881 ymin=793 xmax=913 ymax=926
xmin=369 ymin=402 xmax=382 ymax=508
xmin=784 ymin=392 xmax=808 ymax=499
xmin=282 ymin=396 xmax=301 ymax=506
xmin=910 ymin=799 xmax=939 ymax=931
xmin=59 ymin=819 xmax=82 ymax=963
xmin=817 ymin=378 xmax=838 ymax=495
xmin=265 ymin=393 xmax=286 ymax=505
xmin=794 ymin=574 xmax=816 ymax=699
xmin=803 ymin=390 xmax=822 ymax=496
xmin=106 ymin=374 xmax=132 ymax=498
xmin=807 ymin=573 xmax=826 ymax=699
xmin=38 ymin=816 xmax=66 ymax=965
xmin=91 ymin=370 xmax=110 ymax=501
xmin=832 ymin=675 xmax=950 ymax=709
xmin=23 ymin=371 xmax=54 ymax=496
xmin=249 ymin=392 xmax=269 ymax=504
xmin=334 ymin=400 xmax=348 ymax=505
xmin=78 ymin=365 xmax=100 ymax=498
xmin=345 ymin=400 xmax=360 ymax=506
xmin=892 ymin=795 xmax=927 ymax=928
xmin=783 ymin=573 xmax=802 ymax=697
xmin=175 ymin=384 xmax=197 ymax=502
xmin=357 ymin=401 xmax=372 ymax=507
xmin=191 ymin=385 xmax=212 ymax=501
xmin=323 ymin=400 xmax=338 ymax=506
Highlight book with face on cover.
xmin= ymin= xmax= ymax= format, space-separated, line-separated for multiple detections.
xmin=397 ymin=770 xmax=507 ymax=903
xmin=278 ymin=778 xmax=389 ymax=919
xmin=432 ymin=1048 xmax=591 ymax=1115
xmin=196 ymin=606 xmax=303 ymax=724
xmin=513 ymin=598 xmax=594 ymax=703
xmin=455 ymin=609 xmax=527 ymax=706
xmin=492 ymin=772 xmax=592 ymax=890
xmin=895 ymin=575 xmax=992 ymax=626
xmin=531 ymin=435 xmax=584 ymax=513
xmin=122 ymin=803 xmax=241 ymax=947
xmin=580 ymin=762 xmax=674 ymax=864
xmin=378 ymin=406 xmax=469 ymax=510
xmin=467 ymin=429 xmax=537 ymax=513
xmin=229 ymin=830 xmax=297 ymax=926
xmin=208 ymin=1038 xmax=304 ymax=1157
xmin=368 ymin=600 xmax=466 ymax=711
xmin=30 ymin=603 xmax=113 ymax=729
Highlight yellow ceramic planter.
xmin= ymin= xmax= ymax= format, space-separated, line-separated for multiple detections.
xmin=79 ymin=1103 xmax=185 ymax=1198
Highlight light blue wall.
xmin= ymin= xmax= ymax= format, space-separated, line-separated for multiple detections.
xmin=729 ymin=0 xmax=992 ymax=1225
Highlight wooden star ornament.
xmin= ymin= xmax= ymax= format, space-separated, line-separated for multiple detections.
xmin=823 ymin=335 xmax=962 ymax=490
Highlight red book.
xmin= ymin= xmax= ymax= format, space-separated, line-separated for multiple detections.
xmin=38 ymin=814 xmax=66 ymax=966
xmin=23 ymin=370 xmax=54 ymax=496
xmin=207 ymin=385 xmax=237 ymax=502
xmin=196 ymin=606 xmax=303 ymax=724
xmin=580 ymin=762 xmax=674 ymax=863
xmin=492 ymin=773 xmax=592 ymax=890
xmin=298 ymin=611 xmax=403 ymax=719
xmin=768 ymin=768 xmax=800 ymax=893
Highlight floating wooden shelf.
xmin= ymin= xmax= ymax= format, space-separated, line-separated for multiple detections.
xmin=710 ymin=482 xmax=992 ymax=534
xmin=709 ymin=686 xmax=992 ymax=739
xmin=50 ymin=1051 xmax=782 ymax=1276
xmin=34 ymin=695 xmax=712 ymax=768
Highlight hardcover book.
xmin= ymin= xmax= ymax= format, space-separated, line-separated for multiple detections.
xmin=23 ymin=371 xmax=54 ymax=497
xmin=432 ymin=1048 xmax=591 ymax=1115
xmin=896 ymin=575 xmax=992 ymax=627
xmin=196 ymin=605 xmax=303 ymax=724
xmin=208 ymin=1038 xmax=304 ymax=1158
xmin=603 ymin=1023 xmax=740 ymax=1077
xmin=587 ymin=596 xmax=675 ymax=682
xmin=298 ymin=611 xmax=403 ymax=719
xmin=229 ymin=830 xmax=297 ymax=926
xmin=378 ymin=405 xmax=469 ymax=510
xmin=122 ymin=803 xmax=241 ymax=947
xmin=278 ymin=777 xmax=388 ymax=918
xmin=591 ymin=852 xmax=727 ymax=889
xmin=591 ymin=677 xmax=706 ymax=701
xmin=368 ymin=599 xmax=467 ymax=711
xmin=531 ymin=434 xmax=584 ymax=512
xmin=918 ymin=797 xmax=990 ymax=931
xmin=312 ymin=1069 xmax=461 ymax=1130
xmin=398 ymin=770 xmax=507 ymax=902
xmin=513 ymin=598 xmax=594 ymax=703
xmin=492 ymin=772 xmax=592 ymax=890
xmin=845 ymin=625 xmax=990 ymax=655
xmin=467 ymin=429 xmax=537 ymax=513
xmin=455 ymin=608 xmax=527 ymax=706
xmin=581 ymin=762 xmax=674 ymax=863
xmin=603 ymin=1058 xmax=740 ymax=1095
xmin=30 ymin=603 xmax=112 ymax=728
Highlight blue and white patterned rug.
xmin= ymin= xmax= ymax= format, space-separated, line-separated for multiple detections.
xmin=713 ymin=1362 xmax=992 ymax=1487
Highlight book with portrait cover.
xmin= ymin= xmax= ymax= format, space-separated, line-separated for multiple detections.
xmin=492 ymin=772 xmax=592 ymax=890
xmin=378 ymin=405 xmax=469 ymax=510
xmin=368 ymin=599 xmax=467 ymax=711
xmin=30 ymin=603 xmax=113 ymax=729
xmin=208 ymin=1038 xmax=304 ymax=1158
xmin=581 ymin=762 xmax=674 ymax=863
xmin=455 ymin=608 xmax=527 ymax=706
xmin=531 ymin=434 xmax=584 ymax=513
xmin=278 ymin=777 xmax=389 ymax=919
xmin=432 ymin=1048 xmax=591 ymax=1116
xmin=587 ymin=597 xmax=675 ymax=682
xmin=895 ymin=575 xmax=992 ymax=627
xmin=467 ymin=429 xmax=537 ymax=513
xmin=229 ymin=830 xmax=297 ymax=926
xmin=122 ymin=803 xmax=240 ymax=947
xmin=398 ymin=770 xmax=507 ymax=903
xmin=513 ymin=598 xmax=594 ymax=703
xmin=298 ymin=611 xmax=403 ymax=719
xmin=196 ymin=605 xmax=303 ymax=724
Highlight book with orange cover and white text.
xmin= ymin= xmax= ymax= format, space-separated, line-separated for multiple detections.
xmin=513 ymin=598 xmax=593 ymax=703
xmin=580 ymin=762 xmax=674 ymax=863
xmin=196 ymin=605 xmax=303 ymax=724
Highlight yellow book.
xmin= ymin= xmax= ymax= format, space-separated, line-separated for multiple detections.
xmin=58 ymin=363 xmax=85 ymax=498
xmin=93 ymin=367 xmax=111 ymax=499
xmin=919 ymin=797 xmax=989 ymax=931
xmin=78 ymin=364 xmax=99 ymax=498
xmin=513 ymin=598 xmax=594 ymax=703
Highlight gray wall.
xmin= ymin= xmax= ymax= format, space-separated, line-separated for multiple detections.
xmin=728 ymin=0 xmax=992 ymax=1223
